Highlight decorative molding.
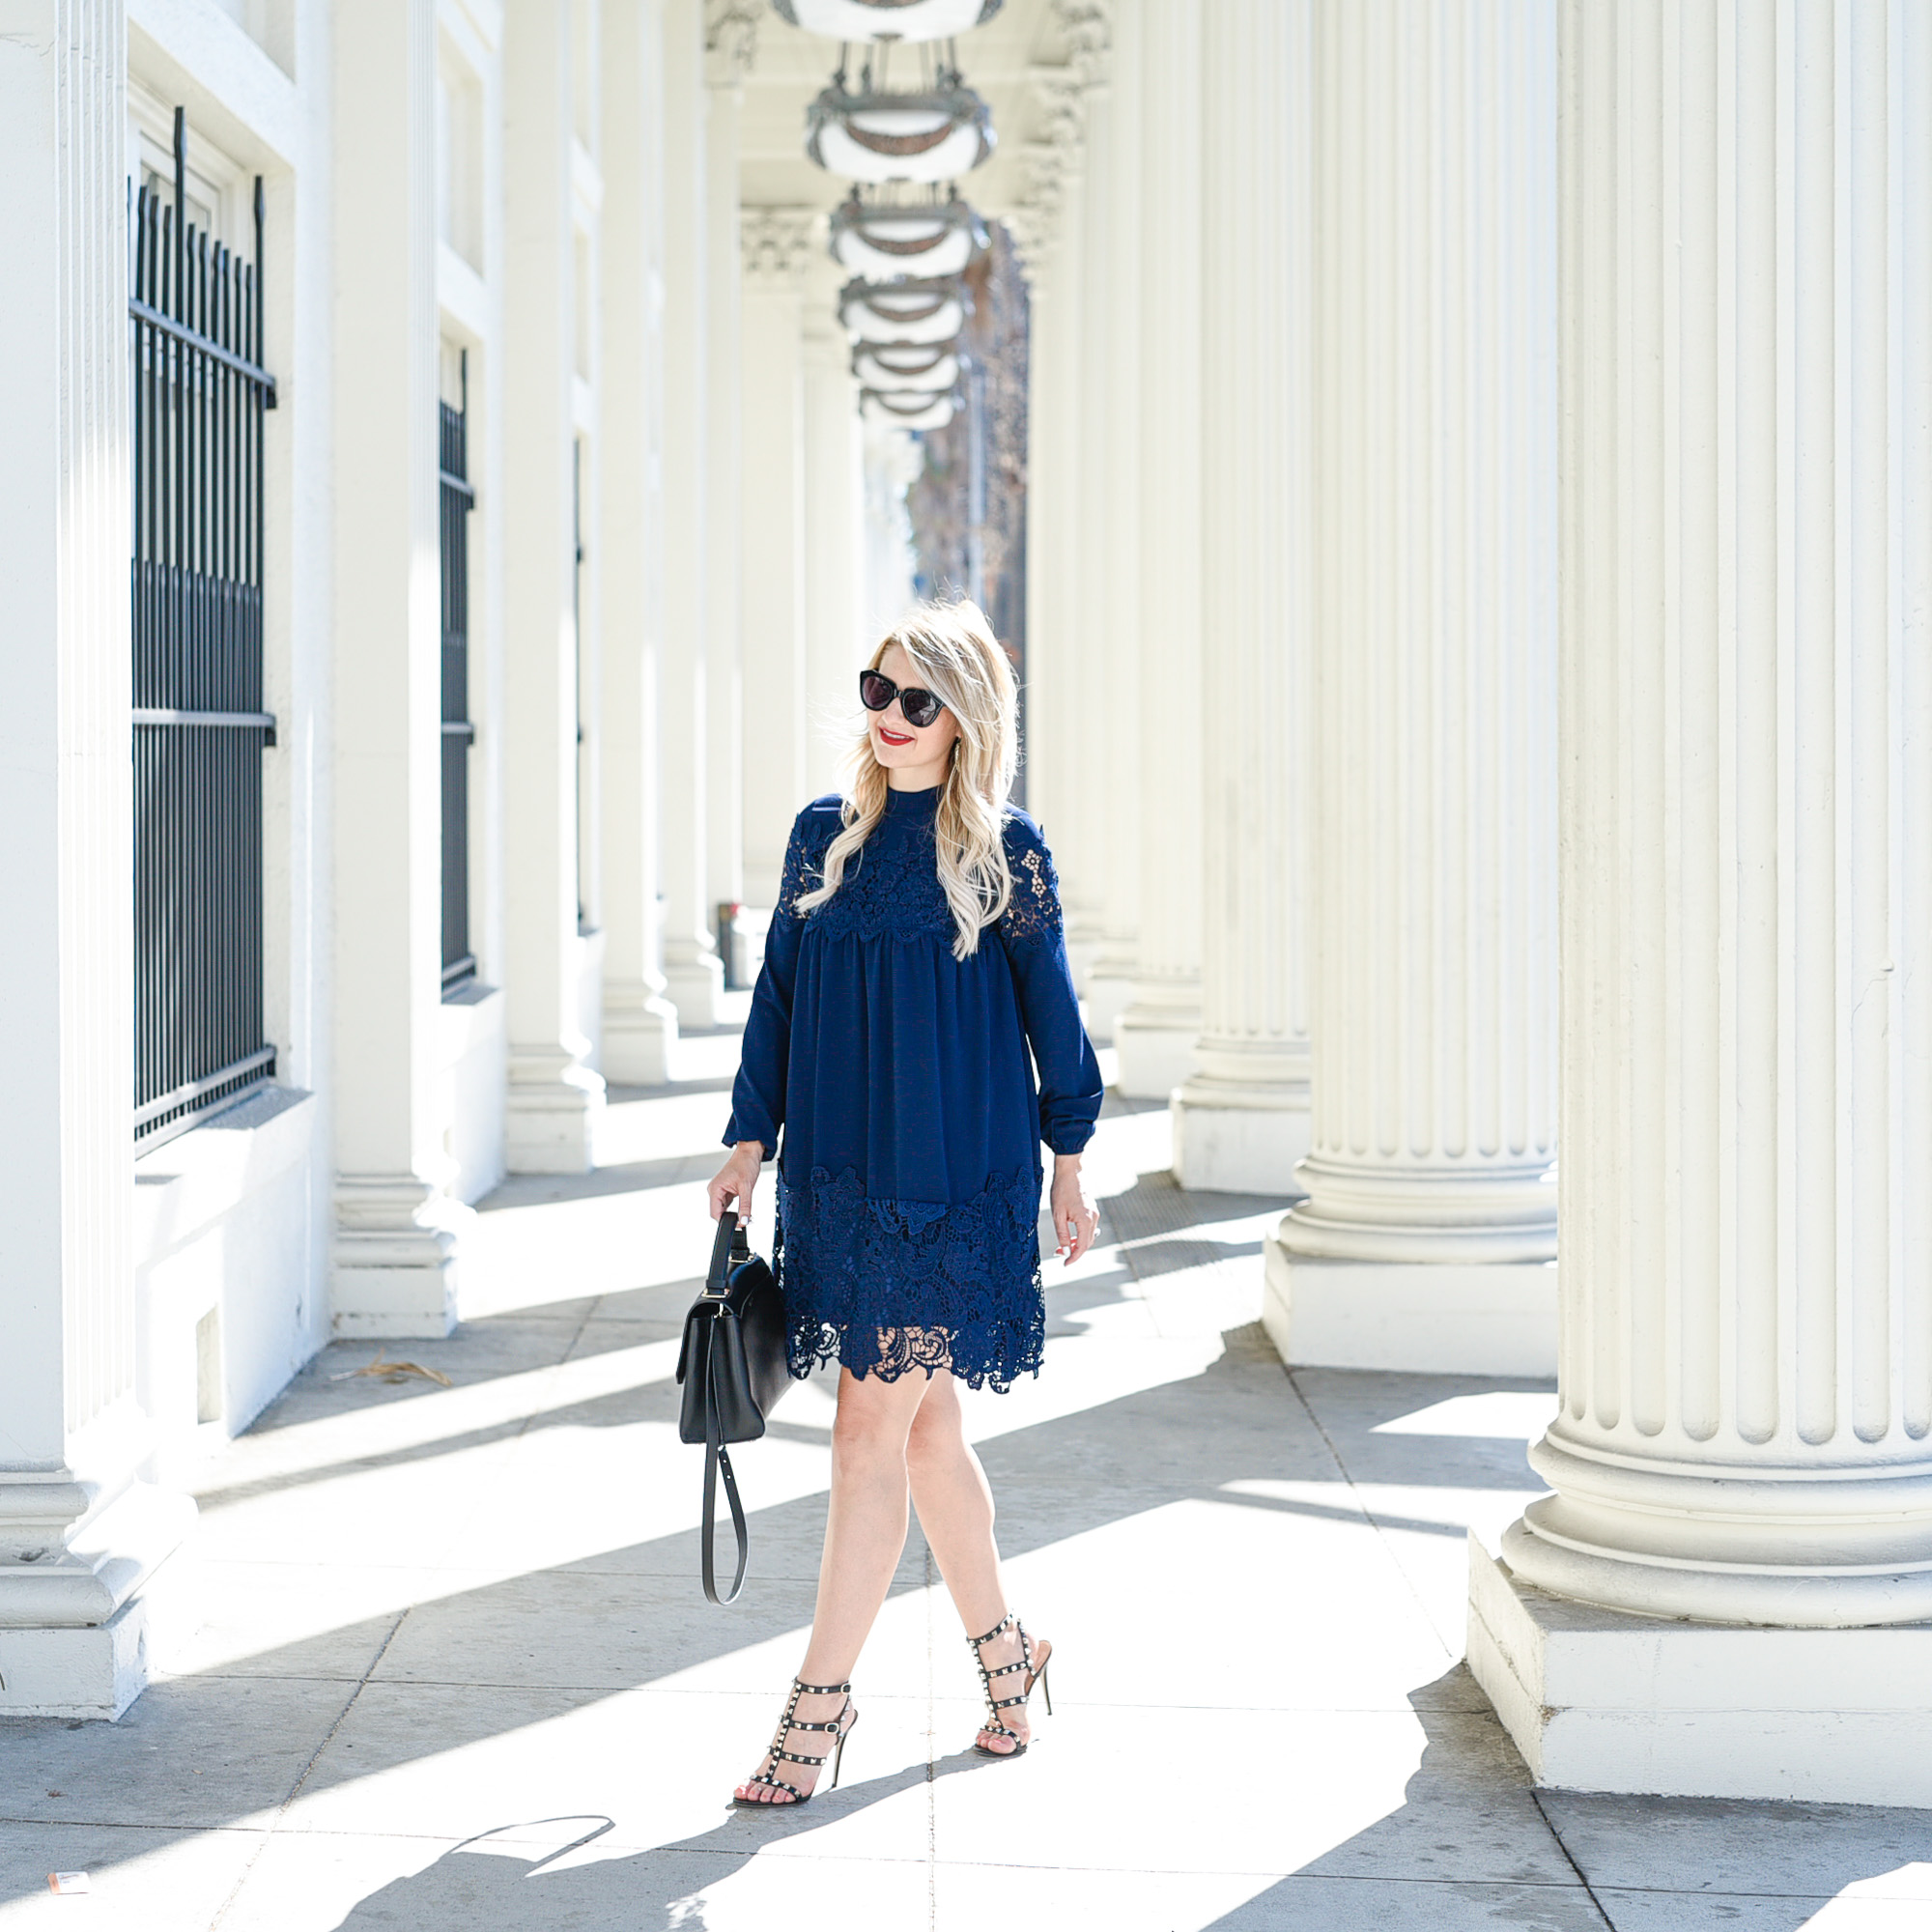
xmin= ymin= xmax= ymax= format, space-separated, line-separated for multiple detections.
xmin=704 ymin=0 xmax=760 ymax=81
xmin=1007 ymin=0 xmax=1111 ymax=271
xmin=740 ymin=205 xmax=817 ymax=282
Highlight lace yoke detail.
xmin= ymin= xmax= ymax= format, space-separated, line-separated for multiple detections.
xmin=796 ymin=819 xmax=957 ymax=944
xmin=777 ymin=1163 xmax=1046 ymax=1393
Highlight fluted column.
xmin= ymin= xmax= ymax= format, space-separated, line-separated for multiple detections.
xmin=738 ymin=208 xmax=813 ymax=908
xmin=599 ymin=0 xmax=680 ymax=1082
xmin=1470 ymin=2 xmax=1932 ymax=1807
xmin=329 ymin=0 xmax=473 ymax=1331
xmin=1016 ymin=0 xmax=1106 ymax=903
xmin=658 ymin=0 xmax=726 ymax=1024
xmin=500 ymin=0 xmax=605 ymax=1168
xmin=702 ymin=11 xmax=748 ymax=929
xmin=1266 ymin=0 xmax=1559 ymax=1369
xmin=1112 ymin=0 xmax=1202 ymax=1099
xmin=1076 ymin=0 xmax=1141 ymax=1042
xmin=1169 ymin=0 xmax=1314 ymax=1194
xmin=1022 ymin=264 xmax=1071 ymax=841
xmin=0 ymin=0 xmax=193 ymax=1718
xmin=1057 ymin=163 xmax=1114 ymax=986
xmin=801 ymin=264 xmax=866 ymax=799
xmin=1024 ymin=183 xmax=1094 ymax=946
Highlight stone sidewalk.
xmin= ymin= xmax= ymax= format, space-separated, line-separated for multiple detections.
xmin=3 ymin=1043 xmax=1930 ymax=1930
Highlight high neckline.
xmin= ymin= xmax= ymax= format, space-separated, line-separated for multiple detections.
xmin=884 ymin=783 xmax=941 ymax=816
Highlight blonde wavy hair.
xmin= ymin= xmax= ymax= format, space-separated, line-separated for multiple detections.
xmin=796 ymin=600 xmax=1019 ymax=960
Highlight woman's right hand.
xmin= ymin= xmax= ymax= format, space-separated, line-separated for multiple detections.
xmin=708 ymin=1141 xmax=766 ymax=1224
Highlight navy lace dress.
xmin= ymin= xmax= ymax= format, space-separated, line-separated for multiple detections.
xmin=724 ymin=785 xmax=1103 ymax=1391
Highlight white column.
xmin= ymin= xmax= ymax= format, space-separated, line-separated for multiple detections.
xmin=1057 ymin=160 xmax=1108 ymax=985
xmin=0 ymin=0 xmax=193 ymax=1719
xmin=1112 ymin=0 xmax=1202 ymax=1099
xmin=861 ymin=416 xmax=919 ymax=639
xmin=658 ymin=0 xmax=725 ymax=1024
xmin=500 ymin=0 xmax=604 ymax=1169
xmin=330 ymin=0 xmax=470 ymax=1335
xmin=1473 ymin=2 xmax=1932 ymax=1807
xmin=703 ymin=17 xmax=747 ymax=933
xmin=1169 ymin=0 xmax=1314 ymax=1194
xmin=1072 ymin=7 xmax=1140 ymax=1041
xmin=599 ymin=0 xmax=679 ymax=1084
xmin=802 ymin=264 xmax=867 ymax=800
xmin=1266 ymin=0 xmax=1559 ymax=1371
xmin=738 ymin=208 xmax=812 ymax=908
xmin=1021 ymin=223 xmax=1083 ymax=882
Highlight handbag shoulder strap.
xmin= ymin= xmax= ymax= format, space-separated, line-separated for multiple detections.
xmin=701 ymin=1332 xmax=751 ymax=1604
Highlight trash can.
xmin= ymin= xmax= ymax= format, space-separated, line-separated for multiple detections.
xmin=717 ymin=901 xmax=772 ymax=990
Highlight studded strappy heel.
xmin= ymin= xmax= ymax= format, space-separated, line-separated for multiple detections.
xmin=734 ymin=1677 xmax=858 ymax=1806
xmin=966 ymin=1612 xmax=1053 ymax=1758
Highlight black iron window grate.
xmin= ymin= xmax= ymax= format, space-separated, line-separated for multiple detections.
xmin=440 ymin=365 xmax=476 ymax=991
xmin=130 ymin=109 xmax=278 ymax=1147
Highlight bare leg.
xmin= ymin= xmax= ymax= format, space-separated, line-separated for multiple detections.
xmin=735 ymin=1365 xmax=934 ymax=1804
xmin=905 ymin=1373 xmax=1050 ymax=1754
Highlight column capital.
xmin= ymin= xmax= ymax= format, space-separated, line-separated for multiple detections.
xmin=1007 ymin=5 xmax=1112 ymax=270
xmin=740 ymin=205 xmax=817 ymax=284
xmin=704 ymin=0 xmax=759 ymax=85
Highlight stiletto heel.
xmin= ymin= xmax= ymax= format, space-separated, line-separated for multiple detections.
xmin=966 ymin=1611 xmax=1053 ymax=1759
xmin=734 ymin=1677 xmax=858 ymax=1806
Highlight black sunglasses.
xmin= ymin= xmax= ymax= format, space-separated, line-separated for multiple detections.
xmin=859 ymin=668 xmax=947 ymax=730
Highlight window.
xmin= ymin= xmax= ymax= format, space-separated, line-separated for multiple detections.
xmin=129 ymin=109 xmax=277 ymax=1146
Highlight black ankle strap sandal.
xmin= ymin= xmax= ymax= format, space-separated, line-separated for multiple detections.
xmin=735 ymin=1676 xmax=858 ymax=1806
xmin=966 ymin=1611 xmax=1053 ymax=1759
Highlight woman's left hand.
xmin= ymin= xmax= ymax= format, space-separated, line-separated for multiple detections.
xmin=1049 ymin=1156 xmax=1098 ymax=1265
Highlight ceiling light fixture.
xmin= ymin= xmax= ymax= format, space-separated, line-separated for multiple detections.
xmin=852 ymin=341 xmax=962 ymax=390
xmin=829 ymin=190 xmax=987 ymax=281
xmin=837 ymin=275 xmax=972 ymax=345
xmin=807 ymin=49 xmax=994 ymax=183
xmin=862 ymin=387 xmax=961 ymax=431
xmin=772 ymin=0 xmax=1002 ymax=42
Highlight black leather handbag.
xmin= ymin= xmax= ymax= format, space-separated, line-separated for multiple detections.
xmin=676 ymin=1211 xmax=791 ymax=1604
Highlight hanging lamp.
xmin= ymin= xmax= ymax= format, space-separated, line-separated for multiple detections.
xmin=852 ymin=340 xmax=960 ymax=391
xmin=830 ymin=190 xmax=987 ymax=281
xmin=807 ymin=57 xmax=994 ymax=183
xmin=838 ymin=276 xmax=971 ymax=345
xmin=772 ymin=0 xmax=1002 ymax=41
xmin=862 ymin=386 xmax=960 ymax=432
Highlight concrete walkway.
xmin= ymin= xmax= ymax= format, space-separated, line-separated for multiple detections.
xmin=4 ymin=1042 xmax=1930 ymax=1930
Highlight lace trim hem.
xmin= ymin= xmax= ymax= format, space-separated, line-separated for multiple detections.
xmin=777 ymin=1162 xmax=1045 ymax=1394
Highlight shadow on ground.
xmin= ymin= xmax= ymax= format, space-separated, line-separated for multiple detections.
xmin=6 ymin=1131 xmax=1930 ymax=1931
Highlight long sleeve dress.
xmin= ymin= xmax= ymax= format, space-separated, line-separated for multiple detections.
xmin=724 ymin=783 xmax=1104 ymax=1392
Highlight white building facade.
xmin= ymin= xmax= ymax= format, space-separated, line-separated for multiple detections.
xmin=4 ymin=0 xmax=1931 ymax=1814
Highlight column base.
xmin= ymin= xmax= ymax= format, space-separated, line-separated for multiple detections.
xmin=0 ymin=1464 xmax=196 ymax=1720
xmin=663 ymin=942 xmax=726 ymax=1029
xmin=0 ymin=1599 xmax=151 ymax=1720
xmin=1171 ymin=1082 xmax=1311 ymax=1194
xmin=1113 ymin=992 xmax=1202 ymax=1099
xmin=602 ymin=980 xmax=680 ymax=1085
xmin=1468 ymin=1528 xmax=1932 ymax=1806
xmin=1281 ymin=1154 xmax=1558 ymax=1264
xmin=332 ymin=1177 xmax=471 ymax=1338
xmin=1262 ymin=1238 xmax=1557 ymax=1374
xmin=505 ymin=1049 xmax=605 ymax=1176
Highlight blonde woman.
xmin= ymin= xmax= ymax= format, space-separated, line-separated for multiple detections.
xmin=709 ymin=600 xmax=1103 ymax=1805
